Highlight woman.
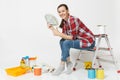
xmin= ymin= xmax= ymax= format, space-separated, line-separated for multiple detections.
xmin=47 ymin=4 xmax=95 ymax=75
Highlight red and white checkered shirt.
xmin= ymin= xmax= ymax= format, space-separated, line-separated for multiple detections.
xmin=62 ymin=15 xmax=95 ymax=48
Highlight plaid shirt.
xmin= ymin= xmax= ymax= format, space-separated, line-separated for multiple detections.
xmin=62 ymin=15 xmax=95 ymax=48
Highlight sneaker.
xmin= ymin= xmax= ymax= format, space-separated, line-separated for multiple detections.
xmin=52 ymin=64 xmax=65 ymax=76
xmin=66 ymin=62 xmax=73 ymax=74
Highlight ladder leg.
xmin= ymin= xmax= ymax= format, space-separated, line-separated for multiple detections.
xmin=92 ymin=35 xmax=102 ymax=68
xmin=73 ymin=51 xmax=82 ymax=71
xmin=105 ymin=35 xmax=117 ymax=65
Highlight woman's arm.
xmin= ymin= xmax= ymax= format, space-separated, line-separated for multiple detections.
xmin=47 ymin=24 xmax=72 ymax=40
xmin=57 ymin=31 xmax=72 ymax=40
xmin=52 ymin=28 xmax=72 ymax=40
xmin=49 ymin=27 xmax=72 ymax=40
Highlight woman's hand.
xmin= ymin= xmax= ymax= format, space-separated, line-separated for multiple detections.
xmin=47 ymin=23 xmax=60 ymax=36
xmin=47 ymin=23 xmax=54 ymax=30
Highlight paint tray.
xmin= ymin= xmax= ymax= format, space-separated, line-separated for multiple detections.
xmin=5 ymin=66 xmax=27 ymax=77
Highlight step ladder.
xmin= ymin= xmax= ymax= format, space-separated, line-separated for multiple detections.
xmin=72 ymin=34 xmax=116 ymax=71
xmin=92 ymin=34 xmax=116 ymax=68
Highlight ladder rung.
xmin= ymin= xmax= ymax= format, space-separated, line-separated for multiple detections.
xmin=94 ymin=34 xmax=107 ymax=38
xmin=94 ymin=47 xmax=112 ymax=51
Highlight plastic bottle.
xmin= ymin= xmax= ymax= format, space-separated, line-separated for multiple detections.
xmin=20 ymin=57 xmax=26 ymax=68
xmin=24 ymin=56 xmax=30 ymax=67
xmin=29 ymin=57 xmax=37 ymax=72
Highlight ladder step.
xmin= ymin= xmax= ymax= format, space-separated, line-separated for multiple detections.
xmin=94 ymin=34 xmax=107 ymax=38
xmin=94 ymin=47 xmax=112 ymax=51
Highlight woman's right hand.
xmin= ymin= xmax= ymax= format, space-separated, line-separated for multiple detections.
xmin=47 ymin=23 xmax=54 ymax=30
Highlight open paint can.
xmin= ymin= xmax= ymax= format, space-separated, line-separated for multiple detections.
xmin=34 ymin=67 xmax=42 ymax=76
xmin=97 ymin=25 xmax=106 ymax=34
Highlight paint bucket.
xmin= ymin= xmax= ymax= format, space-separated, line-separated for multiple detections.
xmin=34 ymin=67 xmax=42 ymax=76
xmin=84 ymin=61 xmax=92 ymax=69
xmin=88 ymin=68 xmax=96 ymax=79
xmin=97 ymin=25 xmax=106 ymax=34
xmin=96 ymin=68 xmax=104 ymax=79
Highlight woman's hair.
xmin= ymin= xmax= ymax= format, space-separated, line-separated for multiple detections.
xmin=57 ymin=4 xmax=69 ymax=11
xmin=57 ymin=4 xmax=69 ymax=28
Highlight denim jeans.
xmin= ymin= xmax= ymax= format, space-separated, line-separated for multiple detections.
xmin=59 ymin=39 xmax=95 ymax=61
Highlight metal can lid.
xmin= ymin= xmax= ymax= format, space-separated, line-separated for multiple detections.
xmin=88 ymin=68 xmax=95 ymax=70
xmin=97 ymin=68 xmax=104 ymax=70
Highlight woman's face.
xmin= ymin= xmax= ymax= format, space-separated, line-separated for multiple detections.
xmin=57 ymin=6 xmax=69 ymax=20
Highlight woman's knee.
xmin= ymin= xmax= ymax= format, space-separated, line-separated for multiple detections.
xmin=62 ymin=40 xmax=72 ymax=47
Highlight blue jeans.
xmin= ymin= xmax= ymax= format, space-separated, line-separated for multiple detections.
xmin=60 ymin=39 xmax=95 ymax=61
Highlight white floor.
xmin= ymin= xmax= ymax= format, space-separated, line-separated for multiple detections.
xmin=0 ymin=52 xmax=120 ymax=80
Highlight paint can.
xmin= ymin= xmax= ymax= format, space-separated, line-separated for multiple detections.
xmin=97 ymin=25 xmax=106 ymax=34
xmin=34 ymin=67 xmax=42 ymax=76
xmin=96 ymin=68 xmax=104 ymax=79
xmin=88 ymin=68 xmax=96 ymax=79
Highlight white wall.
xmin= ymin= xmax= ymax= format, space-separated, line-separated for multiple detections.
xmin=0 ymin=0 xmax=119 ymax=67
xmin=113 ymin=0 xmax=120 ymax=60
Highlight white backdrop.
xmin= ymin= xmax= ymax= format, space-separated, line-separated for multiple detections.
xmin=0 ymin=0 xmax=119 ymax=68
